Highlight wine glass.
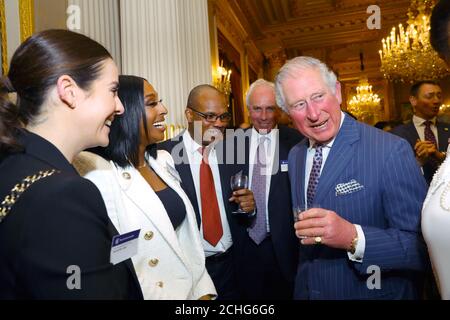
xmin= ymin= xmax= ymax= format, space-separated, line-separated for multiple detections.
xmin=230 ymin=171 xmax=249 ymax=215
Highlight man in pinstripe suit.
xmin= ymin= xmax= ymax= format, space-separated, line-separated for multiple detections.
xmin=274 ymin=56 xmax=428 ymax=299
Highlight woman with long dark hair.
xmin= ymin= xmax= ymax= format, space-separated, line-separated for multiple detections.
xmin=75 ymin=75 xmax=216 ymax=299
xmin=0 ymin=30 xmax=143 ymax=299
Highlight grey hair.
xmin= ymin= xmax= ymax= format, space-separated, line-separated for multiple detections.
xmin=275 ymin=56 xmax=337 ymax=113
xmin=245 ymin=79 xmax=276 ymax=109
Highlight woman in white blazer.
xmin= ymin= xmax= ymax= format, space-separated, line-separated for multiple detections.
xmin=75 ymin=75 xmax=216 ymax=300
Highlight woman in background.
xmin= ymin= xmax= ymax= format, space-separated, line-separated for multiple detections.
xmin=0 ymin=30 xmax=142 ymax=299
xmin=421 ymin=0 xmax=450 ymax=300
xmin=75 ymin=75 xmax=216 ymax=300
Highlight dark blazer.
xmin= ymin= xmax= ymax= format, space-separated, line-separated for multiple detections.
xmin=158 ymin=131 xmax=244 ymax=233
xmin=289 ymin=116 xmax=428 ymax=299
xmin=235 ymin=125 xmax=302 ymax=295
xmin=159 ymin=132 xmax=246 ymax=299
xmin=391 ymin=121 xmax=450 ymax=184
xmin=0 ymin=131 xmax=143 ymax=300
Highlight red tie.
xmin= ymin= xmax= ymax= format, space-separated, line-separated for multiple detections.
xmin=200 ymin=147 xmax=223 ymax=246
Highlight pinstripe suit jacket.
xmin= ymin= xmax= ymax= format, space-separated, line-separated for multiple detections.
xmin=289 ymin=116 xmax=428 ymax=299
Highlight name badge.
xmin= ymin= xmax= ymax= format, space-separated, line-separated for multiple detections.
xmin=281 ymin=160 xmax=288 ymax=172
xmin=110 ymin=229 xmax=141 ymax=265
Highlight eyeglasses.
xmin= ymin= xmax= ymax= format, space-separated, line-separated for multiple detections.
xmin=188 ymin=106 xmax=232 ymax=123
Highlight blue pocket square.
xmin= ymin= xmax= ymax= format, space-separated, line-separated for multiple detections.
xmin=335 ymin=179 xmax=364 ymax=196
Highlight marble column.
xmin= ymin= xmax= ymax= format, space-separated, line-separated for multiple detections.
xmin=68 ymin=0 xmax=121 ymax=71
xmin=120 ymin=0 xmax=211 ymax=131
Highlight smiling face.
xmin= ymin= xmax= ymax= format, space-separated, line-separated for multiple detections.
xmin=280 ymin=67 xmax=342 ymax=144
xmin=77 ymin=58 xmax=124 ymax=148
xmin=139 ymin=80 xmax=167 ymax=146
xmin=248 ymin=85 xmax=279 ymax=133
xmin=410 ymin=83 xmax=442 ymax=120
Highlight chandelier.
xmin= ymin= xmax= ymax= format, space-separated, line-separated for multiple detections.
xmin=213 ymin=61 xmax=232 ymax=98
xmin=347 ymin=77 xmax=382 ymax=121
xmin=379 ymin=0 xmax=449 ymax=82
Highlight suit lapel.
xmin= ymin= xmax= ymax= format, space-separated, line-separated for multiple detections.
xmin=295 ymin=141 xmax=308 ymax=207
xmin=314 ymin=117 xmax=360 ymax=205
xmin=268 ymin=130 xmax=285 ymax=211
xmin=438 ymin=122 xmax=450 ymax=151
xmin=173 ymin=139 xmax=201 ymax=227
xmin=115 ymin=165 xmax=185 ymax=261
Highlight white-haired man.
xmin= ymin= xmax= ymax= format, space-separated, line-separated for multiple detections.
xmin=275 ymin=56 xmax=428 ymax=299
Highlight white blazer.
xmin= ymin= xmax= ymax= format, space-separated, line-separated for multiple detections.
xmin=74 ymin=150 xmax=216 ymax=300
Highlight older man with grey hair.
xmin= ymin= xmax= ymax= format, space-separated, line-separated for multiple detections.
xmin=275 ymin=56 xmax=428 ymax=299
xmin=230 ymin=79 xmax=302 ymax=299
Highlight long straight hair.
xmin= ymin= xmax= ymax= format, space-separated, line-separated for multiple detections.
xmin=94 ymin=75 xmax=150 ymax=168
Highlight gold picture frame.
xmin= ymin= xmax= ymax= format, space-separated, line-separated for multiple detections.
xmin=0 ymin=0 xmax=34 ymax=75
xmin=19 ymin=0 xmax=34 ymax=43
xmin=0 ymin=0 xmax=7 ymax=75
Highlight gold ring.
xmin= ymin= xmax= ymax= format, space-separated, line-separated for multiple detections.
xmin=314 ymin=236 xmax=322 ymax=244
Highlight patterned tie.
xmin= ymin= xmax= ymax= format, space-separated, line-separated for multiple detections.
xmin=307 ymin=144 xmax=323 ymax=208
xmin=424 ymin=121 xmax=437 ymax=146
xmin=249 ymin=137 xmax=268 ymax=245
xmin=424 ymin=120 xmax=439 ymax=170
xmin=199 ymin=147 xmax=223 ymax=246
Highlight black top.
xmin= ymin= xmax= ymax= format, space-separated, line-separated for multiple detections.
xmin=155 ymin=187 xmax=187 ymax=230
xmin=0 ymin=130 xmax=143 ymax=299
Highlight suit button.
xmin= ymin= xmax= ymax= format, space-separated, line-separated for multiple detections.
xmin=156 ymin=281 xmax=164 ymax=288
xmin=148 ymin=258 xmax=159 ymax=267
xmin=122 ymin=172 xmax=131 ymax=180
xmin=144 ymin=231 xmax=154 ymax=240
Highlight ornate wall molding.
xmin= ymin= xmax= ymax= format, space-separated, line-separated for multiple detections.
xmin=0 ymin=0 xmax=7 ymax=74
xmin=18 ymin=0 xmax=33 ymax=42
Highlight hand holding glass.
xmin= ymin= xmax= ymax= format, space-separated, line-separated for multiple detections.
xmin=230 ymin=171 xmax=249 ymax=215
xmin=292 ymin=204 xmax=320 ymax=239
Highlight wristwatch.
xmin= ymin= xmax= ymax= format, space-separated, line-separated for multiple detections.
xmin=349 ymin=236 xmax=358 ymax=255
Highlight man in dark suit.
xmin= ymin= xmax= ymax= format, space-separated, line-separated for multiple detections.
xmin=275 ymin=56 xmax=428 ymax=299
xmin=159 ymin=84 xmax=255 ymax=299
xmin=232 ymin=79 xmax=302 ymax=299
xmin=391 ymin=81 xmax=449 ymax=185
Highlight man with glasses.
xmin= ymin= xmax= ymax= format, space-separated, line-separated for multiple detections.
xmin=275 ymin=56 xmax=427 ymax=299
xmin=159 ymin=84 xmax=255 ymax=299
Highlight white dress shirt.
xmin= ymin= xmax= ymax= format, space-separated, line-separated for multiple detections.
xmin=182 ymin=131 xmax=233 ymax=257
xmin=304 ymin=112 xmax=365 ymax=262
xmin=248 ymin=127 xmax=278 ymax=233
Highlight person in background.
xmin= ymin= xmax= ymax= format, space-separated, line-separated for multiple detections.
xmin=275 ymin=56 xmax=428 ymax=299
xmin=374 ymin=120 xmax=402 ymax=132
xmin=391 ymin=81 xmax=449 ymax=185
xmin=75 ymin=76 xmax=216 ymax=300
xmin=0 ymin=30 xmax=142 ymax=299
xmin=422 ymin=0 xmax=450 ymax=300
xmin=233 ymin=79 xmax=302 ymax=299
xmin=159 ymin=84 xmax=255 ymax=299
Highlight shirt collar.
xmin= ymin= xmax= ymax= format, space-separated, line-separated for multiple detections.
xmin=182 ymin=130 xmax=216 ymax=155
xmin=412 ymin=115 xmax=436 ymax=126
xmin=308 ymin=111 xmax=345 ymax=151
xmin=251 ymin=125 xmax=278 ymax=144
